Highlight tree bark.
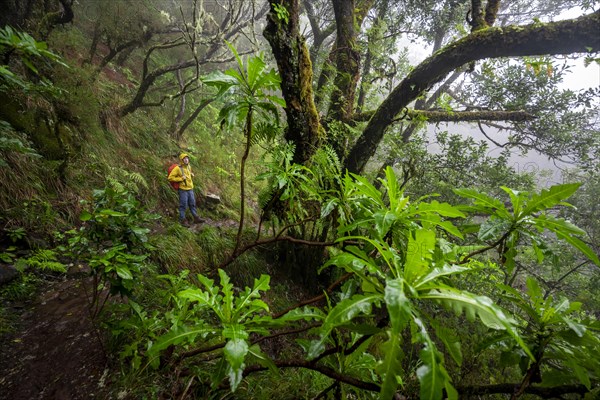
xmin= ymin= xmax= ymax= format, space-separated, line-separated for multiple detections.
xmin=356 ymin=0 xmax=390 ymax=114
xmin=314 ymin=43 xmax=337 ymax=109
xmin=304 ymin=1 xmax=336 ymax=67
xmin=328 ymin=0 xmax=360 ymax=123
xmin=263 ymin=0 xmax=324 ymax=165
xmin=344 ymin=10 xmax=600 ymax=174
xmin=354 ymin=109 xmax=536 ymax=123
xmin=175 ymin=99 xmax=213 ymax=141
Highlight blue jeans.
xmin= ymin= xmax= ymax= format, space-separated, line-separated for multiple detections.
xmin=178 ymin=189 xmax=198 ymax=221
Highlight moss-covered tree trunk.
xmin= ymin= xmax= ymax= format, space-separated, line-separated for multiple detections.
xmin=328 ymin=0 xmax=360 ymax=123
xmin=263 ymin=0 xmax=324 ymax=165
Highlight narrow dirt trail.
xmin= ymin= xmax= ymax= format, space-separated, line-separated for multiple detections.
xmin=0 ymin=277 xmax=111 ymax=400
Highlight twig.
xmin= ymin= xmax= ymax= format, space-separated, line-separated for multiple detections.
xmin=272 ymin=272 xmax=352 ymax=319
xmin=178 ymin=376 xmax=194 ymax=400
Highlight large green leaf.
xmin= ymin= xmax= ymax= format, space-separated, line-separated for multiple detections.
xmin=219 ymin=269 xmax=235 ymax=322
xmin=233 ymin=274 xmax=270 ymax=320
xmin=377 ymin=329 xmax=404 ymax=399
xmin=115 ymin=265 xmax=133 ymax=280
xmin=225 ymin=40 xmax=244 ymax=74
xmin=373 ymin=210 xmax=398 ymax=239
xmin=412 ymin=317 xmax=456 ymax=400
xmin=522 ymin=183 xmax=581 ymax=216
xmin=416 ymin=201 xmax=466 ymax=218
xmin=246 ymin=52 xmax=266 ymax=89
xmin=383 ymin=166 xmax=401 ymax=211
xmin=347 ymin=173 xmax=384 ymax=206
xmin=567 ymin=359 xmax=592 ymax=389
xmin=378 ymin=279 xmax=412 ymax=399
xmin=321 ymin=246 xmax=383 ymax=280
xmin=421 ymin=288 xmax=534 ymax=359
xmin=500 ymin=186 xmax=525 ymax=217
xmin=533 ymin=214 xmax=586 ymax=236
xmin=179 ymin=285 xmax=223 ymax=320
xmin=554 ymin=231 xmax=600 ymax=266
xmin=454 ymin=188 xmax=508 ymax=217
xmin=274 ymin=306 xmax=325 ymax=324
xmin=308 ymin=293 xmax=382 ymax=359
xmin=253 ymin=67 xmax=282 ymax=92
xmin=148 ymin=324 xmax=215 ymax=359
xmin=414 ymin=264 xmax=470 ymax=289
xmin=404 ymin=229 xmax=436 ymax=284
xmin=224 ymin=338 xmax=249 ymax=391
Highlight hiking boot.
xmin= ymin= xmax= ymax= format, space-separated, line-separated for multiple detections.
xmin=193 ymin=215 xmax=204 ymax=224
xmin=180 ymin=219 xmax=190 ymax=227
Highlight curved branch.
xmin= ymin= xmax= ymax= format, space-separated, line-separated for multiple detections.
xmin=218 ymin=219 xmax=336 ymax=270
xmin=459 ymin=230 xmax=512 ymax=264
xmin=407 ymin=109 xmax=537 ymax=122
xmin=178 ymin=323 xmax=321 ymax=361
xmin=344 ymin=10 xmax=600 ymax=173
xmin=355 ymin=109 xmax=536 ymax=123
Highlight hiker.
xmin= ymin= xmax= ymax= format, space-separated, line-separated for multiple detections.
xmin=168 ymin=153 xmax=202 ymax=225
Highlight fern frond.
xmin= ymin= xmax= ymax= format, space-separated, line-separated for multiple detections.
xmin=251 ymin=121 xmax=280 ymax=145
xmin=106 ymin=166 xmax=149 ymax=194
xmin=23 ymin=249 xmax=67 ymax=273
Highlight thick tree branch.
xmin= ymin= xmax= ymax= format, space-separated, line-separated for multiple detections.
xmin=353 ymin=109 xmax=536 ymax=123
xmin=405 ymin=109 xmax=536 ymax=122
xmin=344 ymin=11 xmax=600 ymax=173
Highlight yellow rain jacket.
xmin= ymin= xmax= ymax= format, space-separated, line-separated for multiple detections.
xmin=168 ymin=153 xmax=195 ymax=190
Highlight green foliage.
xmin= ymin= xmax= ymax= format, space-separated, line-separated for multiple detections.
xmin=67 ymin=183 xmax=158 ymax=302
xmin=0 ymin=121 xmax=41 ymax=167
xmin=463 ymin=58 xmax=599 ymax=170
xmin=388 ymin=131 xmax=535 ymax=203
xmin=256 ymin=143 xmax=317 ymax=221
xmin=272 ymin=3 xmax=290 ymax=25
xmin=75 ymin=183 xmax=158 ymax=249
xmin=455 ymin=182 xmax=599 ymax=272
xmin=108 ymin=269 xmax=192 ymax=372
xmin=107 ymin=159 xmax=600 ymax=398
xmin=202 ymin=42 xmax=284 ymax=134
xmin=314 ymin=168 xmax=530 ymax=398
xmin=17 ymin=249 xmax=66 ymax=273
xmin=492 ymin=278 xmax=600 ymax=388
xmin=0 ymin=272 xmax=39 ymax=301
xmin=4 ymin=227 xmax=26 ymax=243
xmin=0 ymin=246 xmax=17 ymax=263
xmin=0 ymin=25 xmax=67 ymax=94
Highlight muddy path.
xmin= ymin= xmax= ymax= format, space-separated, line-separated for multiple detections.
xmin=0 ymin=277 xmax=111 ymax=400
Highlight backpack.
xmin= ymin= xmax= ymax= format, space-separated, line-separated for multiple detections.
xmin=167 ymin=164 xmax=181 ymax=190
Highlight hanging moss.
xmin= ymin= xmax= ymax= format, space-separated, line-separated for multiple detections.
xmin=298 ymin=38 xmax=325 ymax=142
